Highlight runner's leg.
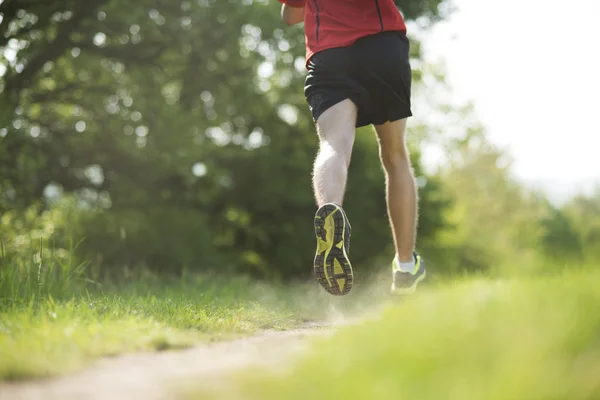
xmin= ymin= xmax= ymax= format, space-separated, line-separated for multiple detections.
xmin=312 ymin=99 xmax=357 ymax=206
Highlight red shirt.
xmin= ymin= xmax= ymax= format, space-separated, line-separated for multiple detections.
xmin=278 ymin=0 xmax=407 ymax=66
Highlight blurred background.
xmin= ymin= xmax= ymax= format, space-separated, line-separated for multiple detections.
xmin=1 ymin=0 xmax=598 ymax=284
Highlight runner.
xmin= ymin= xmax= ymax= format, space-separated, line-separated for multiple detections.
xmin=278 ymin=0 xmax=426 ymax=296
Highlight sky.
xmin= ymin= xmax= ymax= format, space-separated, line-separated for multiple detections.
xmin=420 ymin=0 xmax=600 ymax=199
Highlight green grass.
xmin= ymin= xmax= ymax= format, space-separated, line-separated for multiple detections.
xmin=0 ymin=232 xmax=392 ymax=382
xmin=0 ymin=237 xmax=327 ymax=381
xmin=0 ymin=231 xmax=329 ymax=381
xmin=189 ymin=268 xmax=600 ymax=400
xmin=0 ymin=273 xmax=313 ymax=381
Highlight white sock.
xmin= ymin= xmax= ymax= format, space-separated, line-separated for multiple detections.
xmin=394 ymin=255 xmax=416 ymax=274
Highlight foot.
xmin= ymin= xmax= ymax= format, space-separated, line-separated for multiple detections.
xmin=391 ymin=252 xmax=426 ymax=295
xmin=313 ymin=203 xmax=353 ymax=296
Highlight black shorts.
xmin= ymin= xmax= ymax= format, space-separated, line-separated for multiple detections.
xmin=304 ymin=31 xmax=412 ymax=128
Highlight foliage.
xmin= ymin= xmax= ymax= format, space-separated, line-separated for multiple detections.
xmin=0 ymin=0 xmax=450 ymax=278
xmin=407 ymin=93 xmax=600 ymax=275
xmin=432 ymin=123 xmax=547 ymax=274
xmin=552 ymin=189 xmax=600 ymax=264
xmin=1 ymin=0 xmax=596 ymax=279
xmin=540 ymin=207 xmax=583 ymax=264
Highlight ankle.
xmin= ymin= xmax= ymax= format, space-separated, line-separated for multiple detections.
xmin=317 ymin=201 xmax=344 ymax=209
xmin=394 ymin=253 xmax=416 ymax=273
xmin=396 ymin=253 xmax=414 ymax=263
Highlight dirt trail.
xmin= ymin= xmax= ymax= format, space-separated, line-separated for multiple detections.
xmin=0 ymin=321 xmax=338 ymax=400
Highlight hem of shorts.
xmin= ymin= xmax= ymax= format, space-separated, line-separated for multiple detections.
xmin=311 ymin=96 xmax=361 ymax=123
xmin=389 ymin=111 xmax=413 ymax=122
xmin=358 ymin=110 xmax=413 ymax=128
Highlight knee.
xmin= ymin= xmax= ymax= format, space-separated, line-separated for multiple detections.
xmin=317 ymin=128 xmax=354 ymax=164
xmin=379 ymin=141 xmax=410 ymax=170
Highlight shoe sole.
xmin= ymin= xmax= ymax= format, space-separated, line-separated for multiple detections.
xmin=314 ymin=204 xmax=353 ymax=296
xmin=390 ymin=270 xmax=427 ymax=295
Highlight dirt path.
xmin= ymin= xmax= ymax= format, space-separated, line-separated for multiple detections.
xmin=0 ymin=321 xmax=337 ymax=400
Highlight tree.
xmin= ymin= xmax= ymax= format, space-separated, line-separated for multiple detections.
xmin=539 ymin=207 xmax=583 ymax=264
xmin=558 ymin=189 xmax=600 ymax=265
xmin=1 ymin=0 xmax=452 ymax=279
xmin=428 ymin=111 xmax=547 ymax=275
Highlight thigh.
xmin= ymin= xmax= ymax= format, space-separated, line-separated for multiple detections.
xmin=316 ymin=99 xmax=357 ymax=154
xmin=374 ymin=118 xmax=408 ymax=147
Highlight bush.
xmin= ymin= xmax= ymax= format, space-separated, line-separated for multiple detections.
xmin=76 ymin=206 xmax=227 ymax=278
